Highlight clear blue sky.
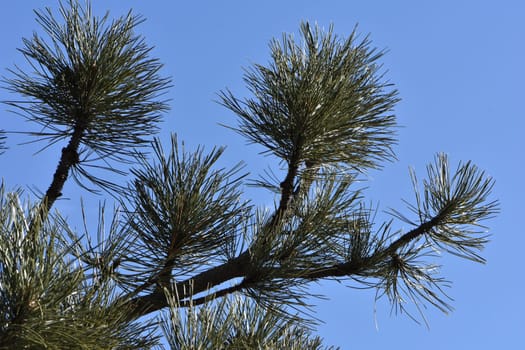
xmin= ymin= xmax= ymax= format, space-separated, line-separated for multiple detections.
xmin=1 ymin=1 xmax=523 ymax=349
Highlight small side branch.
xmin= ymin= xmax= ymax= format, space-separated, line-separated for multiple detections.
xmin=383 ymin=215 xmax=443 ymax=256
xmin=304 ymin=215 xmax=444 ymax=280
xmin=29 ymin=121 xmax=86 ymax=237
xmin=43 ymin=122 xmax=85 ymax=212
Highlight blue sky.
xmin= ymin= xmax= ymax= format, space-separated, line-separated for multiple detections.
xmin=1 ymin=1 xmax=523 ymax=348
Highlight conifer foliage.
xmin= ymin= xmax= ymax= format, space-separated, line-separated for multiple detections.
xmin=0 ymin=1 xmax=498 ymax=348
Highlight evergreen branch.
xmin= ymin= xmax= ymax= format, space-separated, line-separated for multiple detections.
xmin=300 ymin=216 xmax=442 ymax=280
xmin=123 ymin=176 xmax=356 ymax=318
xmin=121 ymin=22 xmax=402 ymax=324
xmin=0 ymin=184 xmax=159 ymax=348
xmin=124 ymin=212 xmax=452 ymax=320
xmin=42 ymin=117 xmax=84 ymax=212
xmin=219 ymin=22 xmax=398 ymax=174
xmin=124 ymin=151 xmax=498 ymax=322
xmin=122 ymin=134 xmax=307 ymax=319
xmin=119 ymin=135 xmax=249 ymax=295
xmin=2 ymin=0 xmax=170 ymax=206
xmin=123 ymin=252 xmax=250 ymax=319
xmin=1 ymin=1 xmax=502 ymax=347
xmin=162 ymin=292 xmax=337 ymax=349
xmin=389 ymin=153 xmax=499 ymax=263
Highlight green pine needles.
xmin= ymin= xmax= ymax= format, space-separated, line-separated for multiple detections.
xmin=0 ymin=184 xmax=159 ymax=349
xmin=219 ymin=22 xmax=398 ymax=172
xmin=120 ymin=135 xmax=249 ymax=292
xmin=162 ymin=292 xmax=335 ymax=350
xmin=0 ymin=1 xmax=499 ymax=348
xmin=6 ymin=1 xmax=170 ymax=156
xmin=4 ymin=0 xmax=170 ymax=202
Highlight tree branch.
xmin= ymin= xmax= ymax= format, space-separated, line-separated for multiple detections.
xmin=29 ymin=119 xmax=86 ymax=237
xmin=278 ymin=160 xmax=299 ymax=213
xmin=125 ymin=198 xmax=441 ymax=321
xmin=43 ymin=120 xmax=85 ymax=212
xmin=125 ymin=156 xmax=304 ymax=319
xmin=304 ymin=215 xmax=444 ymax=280
xmin=124 ymin=252 xmax=251 ymax=319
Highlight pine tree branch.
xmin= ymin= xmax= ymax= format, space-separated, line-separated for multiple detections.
xmin=43 ymin=119 xmax=85 ymax=212
xmin=5 ymin=0 xmax=170 ymax=213
xmin=124 ymin=210 xmax=443 ymax=320
xmin=304 ymin=215 xmax=443 ymax=280
xmin=124 ymin=153 xmax=304 ymax=319
xmin=28 ymin=119 xmax=85 ymax=238
xmin=26 ymin=121 xmax=85 ymax=237
xmin=124 ymin=252 xmax=251 ymax=319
